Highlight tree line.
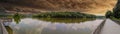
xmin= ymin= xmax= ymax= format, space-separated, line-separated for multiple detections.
xmin=105 ymin=10 xmax=120 ymax=19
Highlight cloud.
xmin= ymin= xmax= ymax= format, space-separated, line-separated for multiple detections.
xmin=0 ymin=0 xmax=117 ymax=15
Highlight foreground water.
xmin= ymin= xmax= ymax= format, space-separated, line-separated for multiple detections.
xmin=3 ymin=18 xmax=104 ymax=34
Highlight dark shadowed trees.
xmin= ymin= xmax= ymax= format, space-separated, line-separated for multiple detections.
xmin=105 ymin=11 xmax=113 ymax=18
xmin=113 ymin=0 xmax=120 ymax=18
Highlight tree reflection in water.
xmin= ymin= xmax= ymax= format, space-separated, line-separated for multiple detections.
xmin=5 ymin=26 xmax=13 ymax=34
xmin=13 ymin=13 xmax=22 ymax=24
xmin=13 ymin=17 xmax=96 ymax=24
xmin=34 ymin=18 xmax=96 ymax=23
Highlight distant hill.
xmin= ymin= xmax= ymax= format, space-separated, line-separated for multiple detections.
xmin=0 ymin=0 xmax=117 ymax=15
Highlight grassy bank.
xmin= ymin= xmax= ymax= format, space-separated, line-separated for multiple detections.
xmin=33 ymin=12 xmax=96 ymax=18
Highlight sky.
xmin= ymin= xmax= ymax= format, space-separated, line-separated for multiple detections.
xmin=82 ymin=0 xmax=117 ymax=16
xmin=0 ymin=0 xmax=118 ymax=16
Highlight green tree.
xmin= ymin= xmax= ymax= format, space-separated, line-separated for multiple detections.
xmin=113 ymin=9 xmax=120 ymax=18
xmin=112 ymin=0 xmax=120 ymax=18
xmin=105 ymin=11 xmax=113 ymax=18
xmin=13 ymin=13 xmax=21 ymax=24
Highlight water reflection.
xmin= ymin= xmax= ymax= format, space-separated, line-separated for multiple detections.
xmin=0 ymin=14 xmax=105 ymax=34
xmin=8 ymin=18 xmax=103 ymax=34
xmin=13 ymin=13 xmax=22 ymax=24
xmin=13 ymin=15 xmax=96 ymax=24
xmin=0 ymin=18 xmax=13 ymax=34
xmin=35 ymin=18 xmax=96 ymax=23
xmin=5 ymin=26 xmax=13 ymax=34
xmin=1 ymin=18 xmax=12 ymax=26
xmin=41 ymin=24 xmax=92 ymax=34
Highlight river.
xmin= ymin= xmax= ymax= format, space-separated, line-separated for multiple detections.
xmin=2 ymin=18 xmax=104 ymax=34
